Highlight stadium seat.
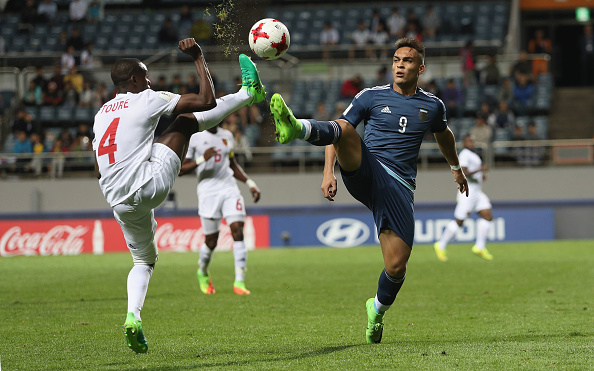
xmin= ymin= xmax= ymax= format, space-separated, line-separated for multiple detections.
xmin=533 ymin=116 xmax=549 ymax=139
xmin=493 ymin=127 xmax=511 ymax=154
xmin=57 ymin=106 xmax=74 ymax=123
xmin=38 ymin=106 xmax=57 ymax=122
xmin=74 ymin=107 xmax=94 ymax=122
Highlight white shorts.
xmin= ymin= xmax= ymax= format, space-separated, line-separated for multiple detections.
xmin=198 ymin=187 xmax=246 ymax=235
xmin=454 ymin=188 xmax=492 ymax=220
xmin=112 ymin=143 xmax=181 ymax=265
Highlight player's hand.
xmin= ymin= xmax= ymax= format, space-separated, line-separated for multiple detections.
xmin=178 ymin=38 xmax=202 ymax=60
xmin=203 ymin=147 xmax=216 ymax=161
xmin=321 ymin=172 xmax=338 ymax=201
xmin=452 ymin=168 xmax=469 ymax=197
xmin=481 ymin=164 xmax=489 ymax=172
xmin=250 ymin=187 xmax=261 ymax=203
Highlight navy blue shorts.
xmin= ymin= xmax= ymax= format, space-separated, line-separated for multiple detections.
xmin=340 ymin=140 xmax=415 ymax=248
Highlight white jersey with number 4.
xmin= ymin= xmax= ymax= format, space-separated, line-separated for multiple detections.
xmin=186 ymin=128 xmax=237 ymax=195
xmin=93 ymin=90 xmax=181 ymax=206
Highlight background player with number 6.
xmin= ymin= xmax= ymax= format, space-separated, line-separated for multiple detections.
xmin=180 ymin=124 xmax=261 ymax=296
xmin=92 ymin=38 xmax=265 ymax=354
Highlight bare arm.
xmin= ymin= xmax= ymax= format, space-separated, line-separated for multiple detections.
xmin=93 ymin=151 xmax=101 ymax=179
xmin=179 ymin=146 xmax=216 ymax=176
xmin=434 ymin=127 xmax=469 ymax=196
xmin=230 ymin=155 xmax=261 ymax=203
xmin=172 ymin=38 xmax=216 ymax=115
xmin=321 ymin=145 xmax=338 ymax=201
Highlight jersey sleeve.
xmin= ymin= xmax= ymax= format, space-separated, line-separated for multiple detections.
xmin=430 ymin=98 xmax=448 ymax=133
xmin=340 ymin=89 xmax=372 ymax=127
xmin=144 ymin=90 xmax=181 ymax=119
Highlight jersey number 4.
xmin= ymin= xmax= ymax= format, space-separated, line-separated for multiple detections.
xmin=97 ymin=118 xmax=120 ymax=164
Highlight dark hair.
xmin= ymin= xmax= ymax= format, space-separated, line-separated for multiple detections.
xmin=111 ymin=58 xmax=143 ymax=88
xmin=394 ymin=37 xmax=425 ymax=62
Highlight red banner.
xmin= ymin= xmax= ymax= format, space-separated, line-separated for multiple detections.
xmin=0 ymin=216 xmax=269 ymax=257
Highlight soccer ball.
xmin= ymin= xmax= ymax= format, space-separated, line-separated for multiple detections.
xmin=248 ymin=18 xmax=290 ymax=60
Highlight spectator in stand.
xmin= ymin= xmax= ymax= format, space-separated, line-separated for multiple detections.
xmin=421 ymin=5 xmax=440 ymax=40
xmin=186 ymin=74 xmax=200 ymax=94
xmin=476 ymin=102 xmax=492 ymax=121
xmin=426 ymin=79 xmax=441 ymax=97
xmin=482 ymin=54 xmax=501 ymax=86
xmin=66 ymin=27 xmax=85 ymax=51
xmin=179 ymin=5 xmax=194 ymax=37
xmin=488 ymin=100 xmax=515 ymax=129
xmin=38 ymin=0 xmax=57 ymax=24
xmin=59 ymin=128 xmax=73 ymax=149
xmin=528 ymin=29 xmax=552 ymax=80
xmin=11 ymin=108 xmax=37 ymax=135
xmin=154 ymin=75 xmax=169 ymax=91
xmin=498 ymin=77 xmax=513 ymax=104
xmin=580 ymin=24 xmax=594 ymax=86
xmin=442 ymin=78 xmax=462 ymax=119
xmin=79 ymin=80 xmax=93 ymax=107
xmin=170 ymin=74 xmax=183 ymax=94
xmin=76 ymin=122 xmax=93 ymax=140
xmin=87 ymin=0 xmax=103 ymax=23
xmin=469 ymin=115 xmax=492 ymax=154
xmin=64 ymin=66 xmax=84 ymax=93
xmin=23 ymin=80 xmax=44 ymax=106
xmin=315 ymin=101 xmax=331 ymax=121
xmin=44 ymin=81 xmax=63 ymax=106
xmin=28 ymin=132 xmax=46 ymax=176
xmin=320 ymin=21 xmax=340 ymax=60
xmin=340 ymin=75 xmax=363 ymax=99
xmin=404 ymin=22 xmax=422 ymax=42
xmin=57 ymin=30 xmax=69 ymax=52
xmin=406 ymin=9 xmax=422 ymax=34
xmin=460 ymin=40 xmax=476 ymax=86
xmin=348 ymin=20 xmax=371 ymax=59
xmin=81 ymin=42 xmax=101 ymax=70
xmin=191 ymin=18 xmax=212 ymax=44
xmin=62 ymin=81 xmax=79 ymax=108
xmin=13 ymin=130 xmax=33 ymax=172
xmin=32 ymin=66 xmax=48 ymax=93
xmin=69 ymin=0 xmax=88 ymax=23
xmin=369 ymin=9 xmax=383 ymax=34
xmin=374 ymin=65 xmax=391 ymax=86
xmin=387 ymin=7 xmax=406 ymax=40
xmin=91 ymin=81 xmax=109 ymax=108
xmin=49 ymin=64 xmax=65 ymax=92
xmin=510 ymin=50 xmax=532 ymax=83
xmin=49 ymin=137 xmax=68 ymax=178
xmin=510 ymin=72 xmax=534 ymax=116
xmin=370 ymin=21 xmax=389 ymax=59
xmin=61 ymin=46 xmax=76 ymax=75
xmin=19 ymin=0 xmax=38 ymax=33
xmin=158 ymin=18 xmax=179 ymax=44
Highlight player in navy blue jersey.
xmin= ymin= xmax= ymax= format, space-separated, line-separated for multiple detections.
xmin=270 ymin=37 xmax=469 ymax=344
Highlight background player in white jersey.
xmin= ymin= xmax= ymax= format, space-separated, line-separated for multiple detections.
xmin=179 ymin=125 xmax=261 ymax=296
xmin=434 ymin=134 xmax=494 ymax=261
xmin=92 ymin=38 xmax=265 ymax=353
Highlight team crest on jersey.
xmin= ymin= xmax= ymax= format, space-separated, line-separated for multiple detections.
xmin=158 ymin=92 xmax=173 ymax=102
xmin=222 ymin=138 xmax=228 ymax=146
xmin=418 ymin=108 xmax=428 ymax=121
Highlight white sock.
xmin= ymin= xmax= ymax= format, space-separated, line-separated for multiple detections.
xmin=299 ymin=119 xmax=312 ymax=140
xmin=439 ymin=220 xmax=459 ymax=250
xmin=475 ymin=218 xmax=491 ymax=250
xmin=374 ymin=295 xmax=390 ymax=313
xmin=199 ymin=244 xmax=213 ymax=275
xmin=233 ymin=240 xmax=247 ymax=282
xmin=127 ymin=264 xmax=154 ymax=321
xmin=195 ymin=89 xmax=251 ymax=131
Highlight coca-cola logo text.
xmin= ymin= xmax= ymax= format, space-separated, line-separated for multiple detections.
xmin=0 ymin=225 xmax=88 ymax=257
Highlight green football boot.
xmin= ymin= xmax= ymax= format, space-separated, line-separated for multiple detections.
xmin=123 ymin=312 xmax=148 ymax=353
xmin=233 ymin=280 xmax=251 ymax=295
xmin=269 ymin=93 xmax=303 ymax=144
xmin=239 ymin=54 xmax=266 ymax=105
xmin=365 ymin=298 xmax=384 ymax=344
xmin=472 ymin=245 xmax=494 ymax=261
xmin=197 ymin=270 xmax=216 ymax=294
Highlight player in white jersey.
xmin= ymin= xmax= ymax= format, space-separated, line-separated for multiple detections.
xmin=180 ymin=125 xmax=260 ymax=295
xmin=92 ymin=38 xmax=266 ymax=354
xmin=434 ymin=135 xmax=494 ymax=261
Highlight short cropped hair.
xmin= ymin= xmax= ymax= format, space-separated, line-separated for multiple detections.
xmin=111 ymin=58 xmax=144 ymax=88
xmin=394 ymin=38 xmax=425 ymax=63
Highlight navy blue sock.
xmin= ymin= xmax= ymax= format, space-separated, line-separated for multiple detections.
xmin=300 ymin=119 xmax=342 ymax=146
xmin=376 ymin=269 xmax=406 ymax=308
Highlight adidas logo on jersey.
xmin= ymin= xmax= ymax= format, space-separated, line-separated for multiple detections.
xmin=381 ymin=106 xmax=392 ymax=113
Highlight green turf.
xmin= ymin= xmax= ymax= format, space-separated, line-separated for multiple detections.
xmin=0 ymin=241 xmax=593 ymax=370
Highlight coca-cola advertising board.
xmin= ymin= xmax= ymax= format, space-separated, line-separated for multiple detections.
xmin=0 ymin=216 xmax=269 ymax=257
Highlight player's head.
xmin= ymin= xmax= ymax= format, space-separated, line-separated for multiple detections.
xmin=111 ymin=58 xmax=150 ymax=93
xmin=392 ymin=38 xmax=425 ymax=89
xmin=463 ymin=134 xmax=474 ymax=150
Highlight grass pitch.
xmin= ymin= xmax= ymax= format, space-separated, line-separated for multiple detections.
xmin=0 ymin=241 xmax=592 ymax=370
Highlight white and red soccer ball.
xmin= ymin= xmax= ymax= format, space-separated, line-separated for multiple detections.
xmin=248 ymin=18 xmax=290 ymax=60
